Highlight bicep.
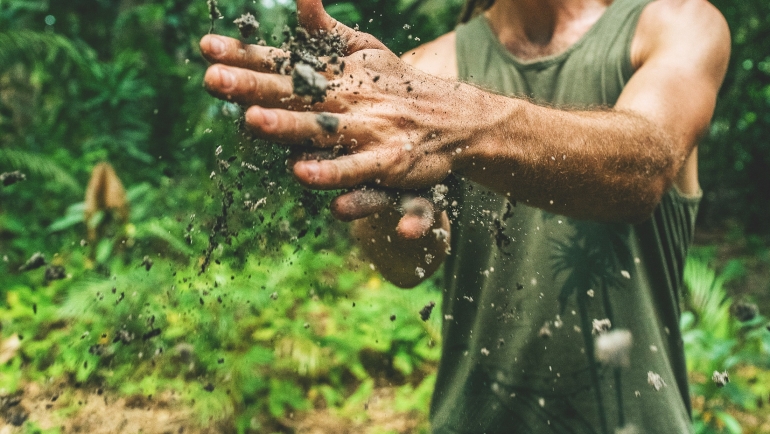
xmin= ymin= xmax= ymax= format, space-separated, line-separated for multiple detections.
xmin=615 ymin=1 xmax=730 ymax=155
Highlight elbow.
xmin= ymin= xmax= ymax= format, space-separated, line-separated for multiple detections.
xmin=621 ymin=140 xmax=682 ymax=224
xmin=619 ymin=172 xmax=675 ymax=224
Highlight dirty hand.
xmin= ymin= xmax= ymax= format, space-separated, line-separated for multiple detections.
xmin=201 ymin=0 xmax=475 ymax=237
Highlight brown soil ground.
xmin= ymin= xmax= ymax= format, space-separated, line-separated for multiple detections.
xmin=0 ymin=384 xmax=426 ymax=434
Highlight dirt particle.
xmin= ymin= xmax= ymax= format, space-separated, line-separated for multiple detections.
xmin=389 ymin=315 xmax=396 ymax=321
xmin=141 ymin=255 xmax=154 ymax=271
xmin=233 ymin=13 xmax=259 ymax=39
xmin=203 ymin=383 xmax=215 ymax=392
xmin=0 ymin=171 xmax=26 ymax=186
xmin=731 ymin=301 xmax=759 ymax=322
xmin=292 ymin=63 xmax=329 ymax=103
xmin=591 ymin=318 xmax=612 ymax=335
xmin=415 ymin=267 xmax=425 ymax=279
xmin=18 ymin=252 xmax=46 ymax=272
xmin=647 ymin=371 xmax=666 ymax=391
xmin=206 ymin=0 xmax=222 ymax=32
xmin=712 ymin=370 xmax=729 ymax=388
xmin=316 ymin=113 xmax=339 ymax=133
xmin=142 ymin=329 xmax=161 ymax=341
xmin=419 ymin=301 xmax=435 ymax=321
xmin=44 ymin=264 xmax=67 ymax=283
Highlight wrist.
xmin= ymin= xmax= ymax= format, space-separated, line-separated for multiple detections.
xmin=449 ymin=89 xmax=523 ymax=176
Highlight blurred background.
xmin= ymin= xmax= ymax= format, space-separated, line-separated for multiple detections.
xmin=0 ymin=0 xmax=768 ymax=433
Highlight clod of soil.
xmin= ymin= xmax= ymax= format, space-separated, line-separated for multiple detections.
xmin=18 ymin=252 xmax=46 ymax=272
xmin=712 ymin=370 xmax=729 ymax=388
xmin=316 ymin=113 xmax=339 ymax=133
xmin=647 ymin=371 xmax=666 ymax=391
xmin=141 ymin=255 xmax=154 ymax=271
xmin=591 ymin=318 xmax=612 ymax=335
xmin=275 ymin=26 xmax=345 ymax=75
xmin=1 ymin=170 xmax=26 ymax=186
xmin=233 ymin=13 xmax=259 ymax=39
xmin=292 ymin=63 xmax=329 ymax=103
xmin=44 ymin=265 xmax=66 ymax=283
xmin=207 ymin=0 xmax=221 ymax=32
xmin=419 ymin=301 xmax=435 ymax=321
xmin=731 ymin=301 xmax=759 ymax=322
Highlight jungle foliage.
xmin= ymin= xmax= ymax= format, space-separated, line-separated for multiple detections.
xmin=1 ymin=0 xmax=769 ymax=433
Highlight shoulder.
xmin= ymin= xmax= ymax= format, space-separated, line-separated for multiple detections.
xmin=632 ymin=0 xmax=730 ymax=70
xmin=401 ymin=31 xmax=457 ymax=80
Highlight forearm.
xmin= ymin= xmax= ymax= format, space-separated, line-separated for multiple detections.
xmin=352 ymin=209 xmax=450 ymax=288
xmin=454 ymin=94 xmax=683 ymax=223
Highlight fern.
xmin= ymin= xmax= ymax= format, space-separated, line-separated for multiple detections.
xmin=0 ymin=30 xmax=95 ymax=75
xmin=0 ymin=148 xmax=80 ymax=193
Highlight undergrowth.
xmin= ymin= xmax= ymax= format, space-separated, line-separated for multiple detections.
xmin=1 ymin=232 xmax=443 ymax=432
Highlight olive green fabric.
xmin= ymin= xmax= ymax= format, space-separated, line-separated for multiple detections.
xmin=431 ymin=1 xmax=700 ymax=433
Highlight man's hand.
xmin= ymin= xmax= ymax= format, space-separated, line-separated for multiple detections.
xmin=202 ymin=2 xmax=468 ymax=191
xmin=201 ymin=0 xmax=473 ymax=241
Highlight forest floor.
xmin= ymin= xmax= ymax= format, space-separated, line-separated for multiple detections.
xmin=2 ymin=229 xmax=768 ymax=433
xmin=1 ymin=382 xmax=425 ymax=433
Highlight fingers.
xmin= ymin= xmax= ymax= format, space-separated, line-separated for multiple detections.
xmin=204 ymin=65 xmax=296 ymax=108
xmin=397 ymin=197 xmax=436 ymax=240
xmin=330 ymin=190 xmax=436 ymax=240
xmin=293 ymin=152 xmax=389 ymax=189
xmin=201 ymin=34 xmax=287 ymax=72
xmin=245 ymin=106 xmax=356 ymax=145
xmin=296 ymin=0 xmax=337 ymax=34
xmin=330 ymin=188 xmax=394 ymax=221
xmin=296 ymin=0 xmax=389 ymax=54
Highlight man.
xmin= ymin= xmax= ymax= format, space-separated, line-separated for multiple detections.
xmin=201 ymin=0 xmax=729 ymax=432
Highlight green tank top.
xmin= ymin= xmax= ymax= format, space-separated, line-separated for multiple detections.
xmin=432 ymin=1 xmax=701 ymax=433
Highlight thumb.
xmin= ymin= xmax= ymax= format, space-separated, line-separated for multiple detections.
xmin=296 ymin=0 xmax=389 ymax=53
xmin=396 ymin=197 xmax=436 ymax=240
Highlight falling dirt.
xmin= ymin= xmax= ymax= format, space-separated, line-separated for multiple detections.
xmin=18 ymin=252 xmax=45 ymax=272
xmin=233 ymin=13 xmax=259 ymax=39
xmin=419 ymin=301 xmax=435 ymax=321
xmin=292 ymin=63 xmax=329 ymax=103
xmin=0 ymin=171 xmax=26 ymax=187
xmin=315 ymin=113 xmax=339 ymax=133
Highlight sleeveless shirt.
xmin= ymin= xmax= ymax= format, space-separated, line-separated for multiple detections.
xmin=430 ymin=1 xmax=700 ymax=433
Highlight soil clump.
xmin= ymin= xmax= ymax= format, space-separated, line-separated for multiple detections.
xmin=0 ymin=171 xmax=26 ymax=186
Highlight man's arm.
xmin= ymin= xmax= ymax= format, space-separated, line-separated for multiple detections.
xmin=200 ymin=0 xmax=729 ymax=282
xmin=450 ymin=0 xmax=729 ymax=222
